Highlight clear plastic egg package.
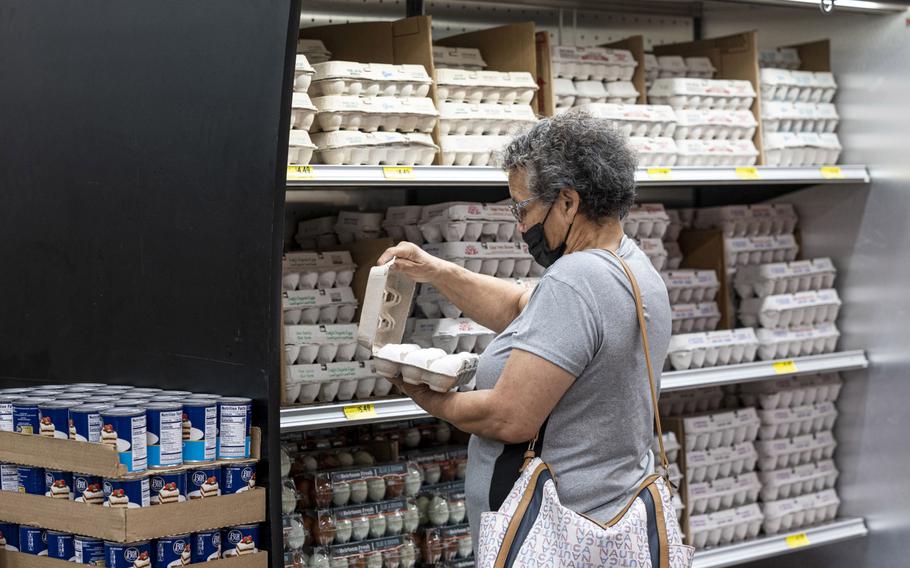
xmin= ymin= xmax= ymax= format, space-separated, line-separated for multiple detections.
xmin=759 ymin=459 xmax=839 ymax=503
xmin=658 ymin=387 xmax=725 ymax=417
xmin=438 ymin=134 xmax=511 ymax=166
xmin=665 ymin=328 xmax=760 ymax=371
xmin=406 ymin=318 xmax=495 ymax=356
xmin=283 ymin=251 xmax=357 ymax=291
xmin=422 ymin=241 xmax=541 ymax=278
xmin=687 ymin=471 xmax=762 ymax=515
xmin=419 ymin=202 xmax=517 ymax=245
xmin=305 ymin=497 xmax=420 ymax=547
xmin=761 ymin=101 xmax=839 ymax=134
xmin=309 ymin=62 xmax=433 ymax=99
xmin=761 ymin=489 xmax=840 ymax=536
xmin=312 ymin=95 xmax=439 ymax=134
xmin=285 ymin=324 xmax=365 ymax=365
xmin=437 ymin=101 xmax=538 ymax=137
xmin=757 ymin=402 xmax=838 ymax=441
xmin=756 ymin=430 xmax=837 ymax=472
xmin=636 ymin=238 xmax=669 ymax=271
xmin=688 ymin=503 xmax=764 ymax=549
xmin=285 ymin=511 xmax=309 ymax=553
xmin=724 ymin=235 xmax=800 ymax=269
xmin=283 ymin=287 xmax=358 ymax=325
xmin=298 ymin=39 xmax=333 ymax=64
xmin=419 ymin=523 xmax=473 ymax=564
xmin=760 ymin=68 xmax=837 ymax=103
xmin=648 ymin=78 xmax=757 ymax=111
xmin=736 ymin=373 xmax=843 ymax=411
xmin=734 ymin=257 xmax=836 ymax=299
xmin=303 ymin=534 xmax=419 ymax=568
xmin=670 ymin=302 xmax=721 ymax=333
xmin=404 ymin=446 xmax=468 ymax=487
xmin=416 ymin=480 xmax=468 ymax=528
xmin=656 ymin=55 xmax=688 ymax=79
xmin=686 ymin=442 xmax=759 ymax=484
xmin=762 ymin=131 xmax=842 ymax=166
xmin=684 ymin=56 xmax=717 ymax=79
xmin=432 ymin=45 xmax=487 ymax=71
xmin=298 ymin=461 xmax=423 ymax=511
xmin=626 ymin=136 xmax=678 ymax=167
xmin=672 ymin=109 xmax=757 ymax=141
xmin=575 ymin=103 xmax=677 ymax=138
xmin=697 ymin=204 xmax=799 ymax=238
xmin=738 ymin=289 xmax=842 ymax=330
xmin=311 ymin=131 xmax=438 ymax=166
xmin=680 ymin=408 xmax=761 ymax=453
xmin=550 ymin=45 xmax=638 ymax=82
xmin=755 ymin=322 xmax=841 ymax=360
xmin=286 ymin=361 xmax=388 ymax=405
xmin=674 ymin=139 xmax=759 ymax=167
xmin=662 ymin=269 xmax=720 ymax=304
xmin=435 ymin=69 xmax=538 ymax=105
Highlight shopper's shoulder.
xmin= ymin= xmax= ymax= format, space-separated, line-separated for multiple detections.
xmin=548 ymin=248 xmax=625 ymax=280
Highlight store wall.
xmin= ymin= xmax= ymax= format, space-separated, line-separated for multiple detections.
xmin=706 ymin=5 xmax=910 ymax=567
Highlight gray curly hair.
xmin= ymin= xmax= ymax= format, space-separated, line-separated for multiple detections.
xmin=500 ymin=111 xmax=638 ymax=221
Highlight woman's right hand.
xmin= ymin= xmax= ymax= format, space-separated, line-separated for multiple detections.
xmin=377 ymin=241 xmax=446 ymax=283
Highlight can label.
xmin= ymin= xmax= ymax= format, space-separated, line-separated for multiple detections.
xmin=187 ymin=466 xmax=221 ymax=499
xmin=147 ymin=408 xmax=183 ymax=469
xmin=74 ymin=474 xmax=105 ymax=505
xmin=13 ymin=402 xmax=39 ymax=434
xmin=0 ymin=522 xmax=20 ymax=552
xmin=191 ymin=532 xmax=221 ymax=563
xmin=17 ymin=466 xmax=45 ymax=495
xmin=39 ymin=405 xmax=70 ymax=439
xmin=182 ymin=404 xmax=217 ymax=462
xmin=222 ymin=525 xmax=259 ymax=558
xmin=223 ymin=463 xmax=256 ymax=495
xmin=0 ymin=400 xmax=12 ymax=432
xmin=218 ymin=402 xmax=251 ymax=460
xmin=47 ymin=531 xmax=76 ymax=561
xmin=101 ymin=412 xmax=147 ymax=473
xmin=71 ymin=408 xmax=104 ymax=442
xmin=19 ymin=526 xmax=46 ymax=555
xmin=150 ymin=472 xmax=187 ymax=505
xmin=105 ymin=541 xmax=151 ymax=568
xmin=103 ymin=477 xmax=150 ymax=509
xmin=154 ymin=535 xmax=191 ymax=568
xmin=75 ymin=536 xmax=106 ymax=565
xmin=45 ymin=470 xmax=75 ymax=500
xmin=1 ymin=462 xmax=19 ymax=492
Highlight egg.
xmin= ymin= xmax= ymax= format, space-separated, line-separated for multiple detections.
xmin=403 ymin=502 xmax=420 ymax=532
xmin=404 ymin=465 xmax=422 ymax=496
xmin=281 ymin=483 xmax=298 ymax=514
xmin=428 ymin=354 xmax=466 ymax=376
xmin=456 ymin=535 xmax=473 ymax=558
xmin=368 ymin=514 xmax=387 ymax=538
xmin=428 ymin=495 xmax=451 ymax=526
xmin=366 ymin=477 xmax=386 ymax=501
xmin=349 ymin=480 xmax=368 ymax=504
xmin=308 ymin=550 xmax=330 ymax=568
xmin=332 ymin=481 xmax=351 ymax=507
xmin=334 ymin=518 xmax=353 ymax=543
xmin=385 ymin=510 xmax=403 ymax=535
xmin=403 ymin=427 xmax=421 ymax=448
xmin=353 ymin=450 xmax=375 ymax=466
xmin=435 ymin=423 xmax=452 ymax=444
xmin=423 ymin=463 xmax=441 ymax=485
xmin=448 ymin=498 xmax=466 ymax=524
xmin=337 ymin=452 xmax=354 ymax=467
xmin=280 ymin=447 xmax=292 ymax=478
xmin=351 ymin=516 xmax=370 ymax=541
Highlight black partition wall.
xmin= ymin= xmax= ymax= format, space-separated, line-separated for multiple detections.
xmin=0 ymin=0 xmax=300 ymax=561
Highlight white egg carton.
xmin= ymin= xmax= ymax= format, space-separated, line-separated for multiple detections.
xmin=309 ymin=61 xmax=432 ymax=98
xmin=734 ymin=258 xmax=836 ymax=299
xmin=435 ymin=69 xmax=538 ymax=105
xmin=382 ymin=205 xmax=424 ymax=243
xmin=550 ymin=45 xmax=637 ymax=82
xmin=756 ymin=430 xmax=837 ymax=471
xmin=724 ymin=235 xmax=799 ymax=269
xmin=419 ymin=215 xmax=516 ymax=244
xmin=422 ymin=241 xmax=540 ymax=278
xmin=311 ymin=131 xmax=438 ymax=166
xmin=688 ymin=503 xmax=763 ymax=549
xmin=756 ymin=322 xmax=841 ymax=360
xmin=298 ymin=39 xmax=332 ymax=64
xmin=668 ymin=463 xmax=684 ymax=489
xmin=285 ymin=324 xmax=368 ymax=365
xmin=648 ymin=78 xmax=756 ymax=110
xmin=697 ymin=204 xmax=798 ymax=238
xmin=685 ymin=57 xmax=717 ymax=79
xmin=763 ymin=132 xmax=842 ymax=166
xmin=334 ymin=211 xmax=385 ymax=243
xmin=738 ymin=289 xmax=842 ymax=330
xmin=291 ymin=93 xmax=318 ymax=130
xmin=295 ymin=54 xmax=316 ymax=93
xmin=675 ymin=139 xmax=759 ymax=167
xmin=553 ymin=78 xmax=578 ymax=109
xmin=575 ymin=103 xmax=677 ymax=138
xmin=627 ymin=137 xmax=678 ymax=167
xmin=665 ymin=328 xmax=760 ymax=372
xmin=665 ymin=210 xmax=683 ymax=243
xmin=762 ymin=489 xmax=840 ymax=535
xmin=673 ymin=109 xmax=757 ymax=141
xmin=670 ymin=302 xmax=721 ymax=333
xmin=288 ymin=130 xmax=317 ymax=165
xmin=760 ymin=68 xmax=837 ymax=103
xmin=758 ymin=402 xmax=838 ymax=440
xmin=283 ymin=287 xmax=358 ymax=325
xmin=654 ymin=432 xmax=681 ymax=464
xmin=573 ymin=80 xmax=608 ymax=105
xmin=643 ymin=53 xmax=661 ymax=87
xmin=759 ymin=47 xmax=801 ymax=71
xmin=759 ymin=459 xmax=839 ymax=502
xmin=662 ymin=270 xmax=720 ymax=304
xmin=437 ymin=101 xmax=537 ymax=136
xmin=432 ymin=45 xmax=487 ymax=70
xmin=665 ymin=241 xmax=683 ymax=270
xmin=688 ymin=472 xmax=761 ymax=515
xmin=624 ymin=204 xmax=671 ymax=239
xmin=311 ymin=95 xmax=438 ymax=133
xmin=375 ymin=345 xmax=479 ymax=393
xmin=686 ymin=442 xmax=759 ymax=484
xmin=438 ymin=135 xmax=512 ymax=167
xmin=658 ymin=387 xmax=725 ymax=417
xmin=657 ymin=55 xmax=688 ymax=79
xmin=761 ymin=101 xmax=839 ymax=133
xmin=637 ymin=238 xmax=669 ymax=272
xmin=407 ymin=318 xmax=496 ymax=355
xmin=737 ymin=373 xmax=843 ymax=410
xmin=282 ymin=251 xmax=356 ymax=290
xmin=286 ymin=361 xmax=387 ymax=404
xmin=680 ymin=408 xmax=760 ymax=452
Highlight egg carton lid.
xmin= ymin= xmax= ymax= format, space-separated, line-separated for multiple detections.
xmin=812 ymin=102 xmax=839 ymax=120
xmin=574 ymin=80 xmax=608 ymax=97
xmin=312 ymin=61 xmax=432 ymax=84
xmin=644 ymin=53 xmax=659 ymax=67
xmin=288 ymin=129 xmax=317 ymax=149
xmin=336 ymin=211 xmax=385 ymax=233
xmin=435 ymin=69 xmax=537 ymax=90
xmin=422 ymin=241 xmax=530 ymax=260
xmin=553 ymin=78 xmax=577 ymax=96
xmin=437 ymin=101 xmax=537 ymax=121
xmin=550 ymin=45 xmax=582 ymax=63
xmin=789 ymin=70 xmax=816 ymax=88
xmin=627 ymin=136 xmax=678 ymax=154
xmin=283 ymin=287 xmax=358 ymax=311
xmin=420 ymin=202 xmax=513 ymax=223
xmin=433 ymin=45 xmax=487 ymax=68
xmin=777 ymin=48 xmax=802 ymax=68
xmin=576 ymin=46 xmax=612 ymax=63
xmin=605 ymin=81 xmax=639 ymax=97
xmin=670 ymin=302 xmax=720 ymax=320
xmin=409 ymin=318 xmax=494 ymax=338
xmin=676 ymin=139 xmax=759 ymax=157
xmin=313 ymin=95 xmax=439 ymax=116
xmin=285 ymin=323 xmax=358 ymax=346
xmin=297 ymin=39 xmax=331 ymax=56
xmin=292 ymin=92 xmax=317 ymax=111
xmin=760 ymin=67 xmax=793 ymax=85
xmin=283 ymin=251 xmax=356 ymax=272
xmin=762 ymin=131 xmax=801 ymax=151
xmin=657 ymin=55 xmax=688 ymax=73
xmin=295 ymin=54 xmax=315 ymax=74
xmin=813 ymin=71 xmax=837 ymax=88
xmin=287 ymin=361 xmax=377 ymax=384
xmin=637 ymin=237 xmax=667 ymax=255
xmin=383 ymin=205 xmax=424 ymax=226
xmin=685 ymin=56 xmax=716 ymax=74
xmin=358 ymin=261 xmax=417 ymax=352
xmin=668 ymin=332 xmax=709 ymax=351
xmin=576 ymin=103 xmax=677 ymax=123
xmin=608 ymin=49 xmax=638 ymax=68
xmin=439 ymin=135 xmax=512 ymax=154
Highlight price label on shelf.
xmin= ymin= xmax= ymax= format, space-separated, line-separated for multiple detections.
xmin=785 ymin=532 xmax=811 ymax=549
xmin=383 ymin=166 xmax=415 ymax=180
xmin=287 ymin=165 xmax=316 ymax=179
xmin=343 ymin=403 xmax=377 ymax=420
xmin=735 ymin=166 xmax=761 ymax=180
xmin=773 ymin=360 xmax=799 ymax=374
xmin=646 ymin=167 xmax=672 ymax=180
xmin=820 ymin=166 xmax=844 ymax=179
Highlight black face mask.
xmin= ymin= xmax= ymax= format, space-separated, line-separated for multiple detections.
xmin=521 ymin=203 xmax=574 ymax=268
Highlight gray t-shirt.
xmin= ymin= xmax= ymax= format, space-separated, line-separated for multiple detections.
xmin=465 ymin=237 xmax=672 ymax=543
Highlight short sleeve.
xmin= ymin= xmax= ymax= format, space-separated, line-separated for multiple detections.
xmin=508 ymin=276 xmax=602 ymax=377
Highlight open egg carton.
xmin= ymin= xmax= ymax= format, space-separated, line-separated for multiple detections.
xmin=724 ymin=235 xmax=800 ymax=269
xmin=736 ymin=373 xmax=843 ymax=410
xmin=756 ymin=322 xmax=841 ymax=360
xmin=311 ymin=131 xmax=438 ymax=166
xmin=756 ymin=430 xmax=837 ymax=471
xmin=759 ymin=47 xmax=802 ymax=71
xmin=656 ymin=55 xmax=688 ymax=79
xmin=289 ymin=130 xmax=318 ymax=166
xmin=406 ymin=318 xmax=496 ymax=356
xmin=673 ymin=109 xmax=757 ymax=141
xmin=303 ymin=497 xmax=422 ymax=547
xmin=762 ymin=489 xmax=841 ymax=536
xmin=437 ymin=101 xmax=538 ymax=136
xmin=738 ymin=289 xmax=842 ymax=330
xmin=678 ymin=408 xmax=761 ymax=452
xmin=575 ymin=103 xmax=677 ymax=137
xmin=438 ymin=134 xmax=511 ymax=167
xmin=734 ymin=257 xmax=836 ymax=298
xmin=283 ymin=287 xmax=358 ymax=325
xmin=696 ymin=204 xmax=799 ymax=237
xmin=670 ymin=302 xmax=722 ymax=333
xmin=310 ymin=61 xmax=433 ymax=98
xmin=296 ymin=54 xmax=316 ymax=92
xmin=550 ymin=45 xmax=637 ymax=82
xmin=665 ymin=329 xmax=760 ymax=371
xmin=760 ymin=68 xmax=837 ymax=103
xmin=757 ymin=402 xmax=838 ymax=440
xmin=675 ymin=139 xmax=759 ymax=166
xmin=433 ymin=45 xmax=487 ymax=70
xmin=685 ymin=57 xmax=717 ymax=79
xmin=648 ymin=78 xmax=756 ymax=111
xmin=761 ymin=101 xmax=839 ymax=133
xmin=311 ymin=95 xmax=438 ymax=134
xmin=688 ymin=503 xmax=764 ymax=549
xmin=627 ymin=136 xmax=678 ymax=167
xmin=624 ymin=204 xmax=671 ymax=240
xmin=662 ymin=269 xmax=720 ymax=304
xmin=759 ymin=459 xmax=839 ymax=502
xmin=285 ymin=324 xmax=369 ymax=365
xmin=283 ymin=251 xmax=357 ymax=291
xmin=422 ymin=241 xmax=542 ymax=278
xmin=420 ymin=202 xmax=517 ymax=244
xmin=435 ymin=69 xmax=538 ymax=105
xmin=286 ymin=361 xmax=391 ymax=405
xmin=686 ymin=442 xmax=759 ymax=484
xmin=298 ymin=39 xmax=333 ymax=64
xmin=763 ymin=132 xmax=842 ymax=166
xmin=637 ymin=238 xmax=669 ymax=271
xmin=659 ymin=387 xmax=724 ymax=417
xmin=415 ymin=278 xmax=539 ymax=320
xmin=334 ymin=211 xmax=385 ymax=243
xmin=687 ymin=472 xmax=762 ymax=515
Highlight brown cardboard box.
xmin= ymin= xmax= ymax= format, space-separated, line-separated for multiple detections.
xmin=786 ymin=39 xmax=831 ymax=72
xmin=0 ymin=549 xmax=267 ymax=568
xmin=679 ymin=229 xmax=734 ymax=330
xmin=603 ymin=36 xmax=648 ymax=105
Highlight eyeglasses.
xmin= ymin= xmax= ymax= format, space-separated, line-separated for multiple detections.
xmin=508 ymin=196 xmax=539 ymax=222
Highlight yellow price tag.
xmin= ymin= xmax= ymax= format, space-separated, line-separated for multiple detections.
xmin=287 ymin=165 xmax=315 ymax=179
xmin=646 ymin=167 xmax=672 ymax=180
xmin=382 ymin=166 xmax=415 ymax=180
xmin=735 ymin=166 xmax=761 ymax=180
xmin=785 ymin=533 xmax=811 ymax=549
xmin=343 ymin=403 xmax=377 ymax=420
xmin=773 ymin=360 xmax=798 ymax=374
xmin=820 ymin=166 xmax=844 ymax=179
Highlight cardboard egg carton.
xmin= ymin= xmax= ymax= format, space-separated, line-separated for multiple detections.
xmin=658 ymin=387 xmax=725 ymax=417
xmin=670 ymin=302 xmax=721 ymax=333
xmin=763 ymin=132 xmax=842 ymax=166
xmin=674 ymin=139 xmax=759 ymax=167
xmin=657 ymin=55 xmax=688 ymax=79
xmin=624 ymin=204 xmax=671 ymax=240
xmin=648 ymin=78 xmax=756 ymax=111
xmin=432 ymin=45 xmax=487 ymax=70
xmin=761 ymin=101 xmax=839 ymax=133
xmin=421 ymin=241 xmax=541 ymax=278
xmin=406 ymin=318 xmax=496 ymax=355
xmin=553 ymin=77 xmax=578 ymax=109
xmin=724 ymin=235 xmax=799 ymax=269
xmin=550 ymin=45 xmax=637 ymax=82
xmin=762 ymin=489 xmax=840 ymax=535
xmin=435 ymin=69 xmax=538 ymax=105
xmin=664 ymin=241 xmax=683 ymax=270
xmin=309 ymin=61 xmax=433 ymax=98
xmin=688 ymin=503 xmax=763 ymax=549
xmin=737 ymin=373 xmax=843 ymax=410
xmin=637 ymin=238 xmax=669 ymax=271
xmin=686 ymin=442 xmax=758 ymax=484
xmin=672 ymin=109 xmax=757 ymax=141
xmin=285 ymin=323 xmax=369 ymax=365
xmin=282 ymin=251 xmax=357 ymax=290
xmin=286 ymin=361 xmax=390 ymax=404
xmin=758 ymin=47 xmax=801 ymax=70
xmin=756 ymin=322 xmax=841 ymax=360
xmin=295 ymin=54 xmax=316 ymax=92
xmin=664 ymin=210 xmax=683 ymax=243
xmin=575 ymin=103 xmax=677 ymax=138
xmin=756 ymin=430 xmax=837 ymax=471
xmin=757 ymin=402 xmax=838 ymax=440
xmin=643 ymin=53 xmax=661 ymax=87
xmin=334 ymin=211 xmax=385 ymax=243
xmin=298 ymin=39 xmax=332 ymax=64
xmin=654 ymin=432 xmax=682 ymax=464
xmin=677 ymin=408 xmax=760 ymax=452
xmin=759 ymin=459 xmax=839 ymax=502
xmin=684 ymin=57 xmax=717 ymax=79
xmin=626 ymin=136 xmax=678 ymax=167
xmin=734 ymin=258 xmax=836 ymax=298
xmin=698 ymin=204 xmax=798 ymax=238
xmin=283 ymin=287 xmax=358 ymax=325
xmin=419 ymin=215 xmax=516 ymax=244
xmin=662 ymin=269 xmax=720 ymax=304
xmin=311 ymin=131 xmax=438 ymax=166
xmin=291 ymin=92 xmax=318 ymax=131
xmin=288 ymin=130 xmax=317 ymax=166
xmin=760 ymin=68 xmax=837 ymax=103
xmin=311 ymin=95 xmax=438 ymax=134
xmin=437 ymin=101 xmax=538 ymax=136
xmin=665 ymin=328 xmax=759 ymax=371
xmin=687 ymin=472 xmax=761 ymax=515
xmin=738 ymin=289 xmax=842 ymax=330
xmin=438 ymin=135 xmax=511 ymax=167
xmin=382 ymin=206 xmax=423 ymax=244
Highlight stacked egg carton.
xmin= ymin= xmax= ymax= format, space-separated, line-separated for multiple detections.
xmin=693 ymin=204 xmax=800 ymax=272
xmin=295 ymin=212 xmax=386 ymax=249
xmin=653 ymin=430 xmax=686 ymax=523
xmin=290 ymin=52 xmax=318 ymax=166
xmin=550 ymin=45 xmax=639 ymax=114
xmin=576 ymin=102 xmax=679 ymax=166
xmin=624 ymin=204 xmax=671 ymax=271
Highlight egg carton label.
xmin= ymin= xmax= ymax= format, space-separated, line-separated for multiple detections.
xmin=329 ymin=534 xmax=408 ymax=556
xmin=283 ymin=287 xmax=357 ymax=309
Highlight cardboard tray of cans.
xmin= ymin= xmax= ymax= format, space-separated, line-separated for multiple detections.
xmin=647 ymin=78 xmax=756 ymax=110
xmin=686 ymin=442 xmax=759 ymax=484
xmin=549 ymin=45 xmax=637 ymax=82
xmin=285 ymin=361 xmax=391 ymax=405
xmin=759 ymin=459 xmax=838 ymax=502
xmin=763 ymin=132 xmax=842 ymax=166
xmin=438 ymin=135 xmax=511 ymax=167
xmin=311 ymin=95 xmax=438 ymax=134
xmin=756 ymin=323 xmax=841 ymax=360
xmin=0 ymin=551 xmax=267 ymax=568
xmin=309 ymin=61 xmax=433 ymax=98
xmin=282 ymin=252 xmax=357 ymax=291
xmin=672 ymin=109 xmax=757 ymax=140
xmin=724 ymin=235 xmax=799 ymax=269
xmin=761 ymin=101 xmax=839 ymax=134
xmin=687 ymin=472 xmax=761 ymax=515
xmin=665 ymin=328 xmax=760 ymax=371
xmin=310 ymin=131 xmax=438 ymax=166
xmin=432 ymin=45 xmax=486 ymax=70
xmin=688 ymin=503 xmax=764 ymax=549
xmin=737 ymin=373 xmax=843 ymax=410
xmin=436 ymin=102 xmax=538 ymax=137
xmin=760 ymin=68 xmax=837 ymax=103
xmin=761 ymin=489 xmax=840 ymax=535
xmin=738 ymin=289 xmax=842 ymax=330
xmin=696 ymin=204 xmax=798 ymax=237
xmin=734 ymin=258 xmax=836 ymax=298
xmin=434 ymin=69 xmax=538 ymax=105
xmin=756 ymin=431 xmax=837 ymax=471
xmin=575 ymin=103 xmax=677 ymax=137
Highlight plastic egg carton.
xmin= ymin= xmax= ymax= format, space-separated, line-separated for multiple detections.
xmin=553 ymin=78 xmax=577 ymax=109
xmin=638 ymin=238 xmax=669 ymax=272
xmin=756 ymin=322 xmax=841 ymax=360
xmin=739 ymin=289 xmax=842 ymax=330
xmin=309 ymin=61 xmax=433 ymax=98
xmin=422 ymin=241 xmax=540 ymax=278
xmin=437 ymin=101 xmax=537 ymax=136
xmin=286 ymin=361 xmax=386 ymax=404
xmin=685 ymin=57 xmax=717 ymax=79
xmin=654 ymin=432 xmax=681 ymax=464
xmin=673 ymin=109 xmax=757 ymax=141
xmin=759 ymin=459 xmax=839 ymax=502
xmin=675 ymin=139 xmax=759 ymax=166
xmin=680 ymin=408 xmax=760 ymax=452
xmin=305 ymin=537 xmax=419 ymax=568
xmin=658 ymin=387 xmax=725 ymax=417
xmin=686 ymin=442 xmax=758 ymax=484
xmin=688 ymin=503 xmax=763 ymax=549
xmin=665 ymin=241 xmax=684 ymax=270
xmin=311 ymin=131 xmax=438 ymax=166
xmin=550 ymin=45 xmax=637 ymax=82
xmin=763 ymin=132 xmax=842 ymax=166
xmin=757 ymin=402 xmax=838 ymax=440
xmin=662 ymin=269 xmax=720 ymax=304
xmin=305 ymin=497 xmax=420 ymax=547
xmin=648 ymin=78 xmax=756 ymax=110
xmin=575 ymin=103 xmax=677 ymax=138
xmin=439 ymin=135 xmax=511 ymax=167
xmin=627 ymin=137 xmax=678 ymax=167
xmin=289 ymin=130 xmax=317 ymax=165
xmin=285 ymin=324 xmax=367 ymax=365
xmin=435 ymin=69 xmax=538 ymax=105
xmin=724 ymin=235 xmax=799 ymax=269
xmin=624 ymin=204 xmax=671 ymax=239
xmin=688 ymin=472 xmax=761 ymax=515
xmin=756 ymin=430 xmax=837 ymax=471
xmin=433 ymin=45 xmax=487 ymax=70
xmin=298 ymin=39 xmax=332 ymax=64
xmin=406 ymin=318 xmax=496 ymax=355
xmin=282 ymin=251 xmax=357 ymax=290
xmin=657 ymin=55 xmax=688 ymax=79
xmin=312 ymin=95 xmax=438 ymax=134
xmin=761 ymin=101 xmax=839 ymax=133
xmin=292 ymin=93 xmax=318 ymax=131
xmin=295 ymin=54 xmax=316 ymax=93
xmin=737 ymin=373 xmax=843 ymax=410
xmin=760 ymin=68 xmax=837 ymax=103
xmin=759 ymin=47 xmax=801 ymax=70
xmin=762 ymin=489 xmax=840 ymax=535
xmin=670 ymin=302 xmax=721 ymax=333
xmin=666 ymin=328 xmax=759 ymax=371
xmin=283 ymin=287 xmax=358 ymax=325
xmin=334 ymin=211 xmax=385 ymax=243
xmin=734 ymin=258 xmax=836 ymax=299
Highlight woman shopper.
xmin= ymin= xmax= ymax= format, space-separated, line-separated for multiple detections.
xmin=378 ymin=111 xmax=690 ymax=566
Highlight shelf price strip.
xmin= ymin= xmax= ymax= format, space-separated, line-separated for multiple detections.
xmin=646 ymin=167 xmax=672 ymax=181
xmin=820 ymin=166 xmax=844 ymax=179
xmin=772 ymin=360 xmax=799 ymax=374
xmin=287 ymin=165 xmax=315 ymax=180
xmin=735 ymin=166 xmax=761 ymax=180
xmin=382 ymin=166 xmax=415 ymax=180
xmin=785 ymin=532 xmax=811 ymax=549
xmin=343 ymin=403 xmax=377 ymax=420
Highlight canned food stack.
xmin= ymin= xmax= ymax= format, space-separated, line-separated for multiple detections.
xmin=290 ymin=53 xmax=318 ymax=166
xmin=550 ymin=45 xmax=639 ymax=115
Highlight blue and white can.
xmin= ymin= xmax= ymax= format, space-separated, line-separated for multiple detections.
xmin=187 ymin=466 xmax=221 ymax=499
xmin=100 ymin=407 xmax=147 ymax=473
xmin=13 ymin=397 xmax=48 ymax=435
xmin=217 ymin=397 xmax=252 ymax=460
xmin=154 ymin=534 xmax=192 ymax=568
xmin=74 ymin=474 xmax=105 ymax=504
xmin=45 ymin=469 xmax=75 ymax=500
xmin=105 ymin=540 xmax=151 ymax=568
xmin=145 ymin=402 xmax=183 ymax=469
xmin=17 ymin=465 xmax=45 ymax=495
xmin=0 ymin=522 xmax=19 ymax=551
xmin=131 ymin=388 xmax=162 ymax=396
xmin=149 ymin=471 xmax=187 ymax=505
xmin=1 ymin=461 xmax=18 ymax=492
xmin=19 ymin=526 xmax=46 ymax=555
xmin=70 ymin=403 xmax=111 ymax=443
xmin=75 ymin=536 xmax=106 ymax=565
xmin=47 ymin=531 xmax=76 ymax=561
xmin=223 ymin=462 xmax=256 ymax=495
xmin=182 ymin=399 xmax=217 ymax=463
xmin=103 ymin=477 xmax=150 ymax=508
xmin=222 ymin=525 xmax=259 ymax=558
xmin=114 ymin=399 xmax=151 ymax=408
xmin=0 ymin=394 xmax=17 ymax=432
xmin=190 ymin=531 xmax=221 ymax=563
xmin=38 ymin=401 xmax=71 ymax=439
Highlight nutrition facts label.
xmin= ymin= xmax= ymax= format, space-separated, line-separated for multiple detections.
xmin=130 ymin=416 xmax=148 ymax=471
xmin=1 ymin=463 xmax=18 ymax=491
xmin=158 ymin=410 xmax=184 ymax=466
xmin=218 ymin=404 xmax=249 ymax=458
xmin=203 ymin=406 xmax=217 ymax=460
xmin=85 ymin=413 xmax=102 ymax=443
xmin=0 ymin=403 xmax=11 ymax=432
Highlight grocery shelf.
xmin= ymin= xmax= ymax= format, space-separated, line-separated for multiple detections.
xmin=285 ymin=165 xmax=870 ymax=188
xmin=280 ymin=396 xmax=431 ymax=432
xmin=693 ymin=517 xmax=868 ymax=568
